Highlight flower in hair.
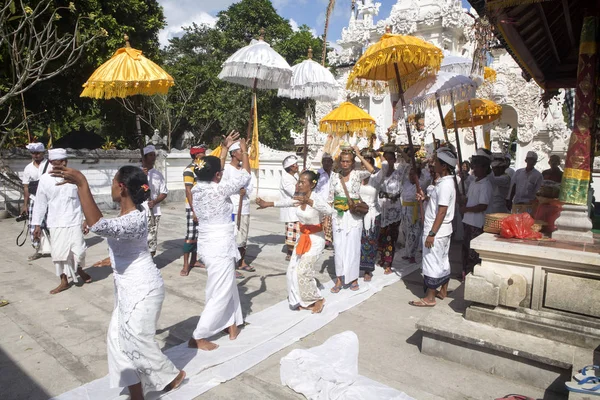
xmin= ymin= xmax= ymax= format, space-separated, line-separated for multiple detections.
xmin=141 ymin=184 xmax=150 ymax=192
xmin=194 ymin=159 xmax=206 ymax=171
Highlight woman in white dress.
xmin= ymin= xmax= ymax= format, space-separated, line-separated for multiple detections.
xmin=358 ymin=151 xmax=382 ymax=281
xmin=189 ymin=133 xmax=249 ymax=351
xmin=52 ymin=165 xmax=185 ymax=399
xmin=377 ymin=145 xmax=410 ymax=274
xmin=256 ymin=170 xmax=333 ymax=313
xmin=328 ymin=146 xmax=375 ymax=293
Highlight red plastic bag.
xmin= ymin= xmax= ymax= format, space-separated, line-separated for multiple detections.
xmin=500 ymin=213 xmax=542 ymax=240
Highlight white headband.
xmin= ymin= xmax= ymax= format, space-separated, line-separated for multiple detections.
xmin=436 ymin=147 xmax=457 ymax=167
xmin=282 ymin=155 xmax=298 ymax=169
xmin=229 ymin=142 xmax=241 ymax=152
xmin=26 ymin=143 xmax=45 ymax=153
xmin=48 ymin=148 xmax=67 ymax=161
xmin=143 ymin=145 xmax=156 ymax=155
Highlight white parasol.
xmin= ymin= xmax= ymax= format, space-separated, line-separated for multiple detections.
xmin=440 ymin=54 xmax=473 ymax=76
xmin=278 ymin=48 xmax=338 ymax=167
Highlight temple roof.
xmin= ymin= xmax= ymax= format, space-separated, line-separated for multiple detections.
xmin=467 ymin=0 xmax=591 ymax=90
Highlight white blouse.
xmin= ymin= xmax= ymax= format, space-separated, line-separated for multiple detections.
xmin=377 ymin=162 xmax=410 ymax=227
xmin=328 ymin=170 xmax=372 ymax=202
xmin=91 ymin=210 xmax=163 ymax=323
xmin=275 ymin=193 xmax=333 ymax=225
xmin=191 ymin=170 xmax=251 ymax=225
xmin=360 ymin=174 xmax=382 ymax=232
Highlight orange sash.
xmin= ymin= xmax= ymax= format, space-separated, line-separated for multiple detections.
xmin=295 ymin=224 xmax=323 ymax=255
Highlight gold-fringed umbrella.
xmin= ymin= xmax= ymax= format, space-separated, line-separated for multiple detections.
xmin=319 ymin=102 xmax=376 ymax=136
xmin=81 ymin=35 xmax=174 ymax=157
xmin=444 ymin=98 xmax=502 ymax=148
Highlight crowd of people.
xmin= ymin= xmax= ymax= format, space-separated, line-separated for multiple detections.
xmin=17 ymin=135 xmax=558 ymax=398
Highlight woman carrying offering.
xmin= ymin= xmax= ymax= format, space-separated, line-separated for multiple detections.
xmin=409 ymin=147 xmax=457 ymax=307
xmin=189 ymin=132 xmax=249 ymax=351
xmin=358 ymin=150 xmax=382 ymax=282
xmin=256 ymin=170 xmax=333 ymax=313
xmin=50 ymin=165 xmax=185 ymax=399
xmin=328 ymin=145 xmax=375 ymax=293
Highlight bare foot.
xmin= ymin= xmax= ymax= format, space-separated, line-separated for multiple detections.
xmin=188 ymin=338 xmax=219 ymax=351
xmin=310 ymin=299 xmax=325 ymax=314
xmin=93 ymin=257 xmax=111 ymax=267
xmin=50 ymin=275 xmax=70 ymax=295
xmin=363 ymin=272 xmax=372 ymax=282
xmin=384 ymin=267 xmax=393 ymax=275
xmin=164 ymin=370 xmax=186 ymax=392
xmin=228 ymin=324 xmax=240 ymax=340
xmin=77 ymin=268 xmax=92 ymax=283
xmin=192 ymin=262 xmax=205 ymax=268
xmin=180 ymin=267 xmax=190 ymax=276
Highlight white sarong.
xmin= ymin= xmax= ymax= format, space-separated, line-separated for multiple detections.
xmin=421 ymin=234 xmax=452 ymax=279
xmin=332 ymin=212 xmax=362 ymax=284
xmin=49 ymin=226 xmax=86 ymax=281
xmin=108 ymin=286 xmax=179 ymax=393
xmin=193 ymin=222 xmax=243 ymax=339
xmin=287 ymin=231 xmax=325 ymax=308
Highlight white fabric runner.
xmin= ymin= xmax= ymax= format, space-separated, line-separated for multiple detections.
xmin=52 ymin=263 xmax=418 ymax=400
xmin=281 ymin=331 xmax=414 ymax=400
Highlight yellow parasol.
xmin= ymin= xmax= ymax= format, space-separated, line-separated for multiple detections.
xmin=444 ymin=98 xmax=502 ymax=149
xmin=484 ymin=66 xmax=497 ymax=83
xmin=81 ymin=35 xmax=175 ymax=157
xmin=319 ymin=102 xmax=376 ymax=136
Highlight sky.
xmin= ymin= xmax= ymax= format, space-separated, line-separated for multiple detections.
xmin=157 ymin=0 xmax=473 ymax=48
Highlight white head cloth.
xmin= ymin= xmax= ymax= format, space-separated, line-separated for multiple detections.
xmin=48 ymin=148 xmax=67 ymax=161
xmin=143 ymin=145 xmax=156 ymax=155
xmin=229 ymin=142 xmax=241 ymax=152
xmin=436 ymin=147 xmax=457 ymax=167
xmin=26 ymin=143 xmax=45 ymax=153
xmin=526 ymin=151 xmax=538 ymax=160
xmin=282 ymin=155 xmax=298 ymax=169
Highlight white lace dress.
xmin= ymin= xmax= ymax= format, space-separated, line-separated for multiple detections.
xmin=378 ymin=162 xmax=410 ymax=228
xmin=190 ymin=170 xmax=250 ymax=339
xmin=400 ymin=181 xmax=422 ymax=258
xmin=275 ymin=193 xmax=333 ymax=308
xmin=91 ymin=210 xmax=178 ymax=393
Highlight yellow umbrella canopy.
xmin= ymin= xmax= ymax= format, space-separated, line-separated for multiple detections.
xmin=346 ymin=32 xmax=444 ymax=93
xmin=444 ymin=98 xmax=502 ymax=129
xmin=81 ymin=36 xmax=174 ymax=99
xmin=319 ymin=102 xmax=376 ymax=136
xmin=484 ymin=66 xmax=497 ymax=83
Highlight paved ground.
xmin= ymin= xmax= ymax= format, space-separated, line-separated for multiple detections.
xmin=0 ymin=203 xmax=549 ymax=400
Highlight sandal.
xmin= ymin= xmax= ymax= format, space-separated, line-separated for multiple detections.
xmin=575 ymin=365 xmax=600 ymax=382
xmin=363 ymin=273 xmax=372 ymax=282
xmin=238 ymin=265 xmax=255 ymax=272
xmin=350 ymin=282 xmax=359 ymax=291
xmin=409 ymin=298 xmax=436 ymax=307
xmin=330 ymin=285 xmax=342 ymax=294
xmin=28 ymin=252 xmax=42 ymax=261
xmin=0 ymin=300 xmax=9 ymax=307
xmin=235 ymin=271 xmax=244 ymax=279
xmin=566 ymin=376 xmax=600 ymax=394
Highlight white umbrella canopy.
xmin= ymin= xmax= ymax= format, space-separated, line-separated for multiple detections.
xmin=218 ymin=38 xmax=292 ymax=90
xmin=401 ymin=71 xmax=478 ymax=115
xmin=278 ymin=50 xmax=339 ymax=102
xmin=440 ymin=54 xmax=472 ymax=76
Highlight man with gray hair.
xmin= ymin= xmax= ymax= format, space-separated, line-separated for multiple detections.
xmin=22 ymin=142 xmax=50 ymax=260
xmin=32 ymin=148 xmax=90 ymax=294
xmin=506 ymin=151 xmax=543 ymax=213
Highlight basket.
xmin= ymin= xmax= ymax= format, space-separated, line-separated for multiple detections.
xmin=484 ymin=213 xmax=510 ymax=234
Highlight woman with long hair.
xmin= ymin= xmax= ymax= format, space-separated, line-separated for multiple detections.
xmin=358 ymin=150 xmax=382 ymax=281
xmin=328 ymin=145 xmax=375 ymax=292
xmin=256 ymin=170 xmax=333 ymax=313
xmin=51 ymin=165 xmax=185 ymax=399
xmin=188 ymin=132 xmax=250 ymax=351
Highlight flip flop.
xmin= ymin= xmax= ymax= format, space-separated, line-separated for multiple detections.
xmin=409 ymin=298 xmax=436 ymax=307
xmin=350 ymin=282 xmax=359 ymax=291
xmin=238 ymin=265 xmax=255 ymax=272
xmin=235 ymin=271 xmax=244 ymax=279
xmin=330 ymin=285 xmax=342 ymax=294
xmin=566 ymin=376 xmax=600 ymax=394
xmin=363 ymin=273 xmax=372 ymax=282
xmin=28 ymin=253 xmax=42 ymax=261
xmin=575 ymin=365 xmax=600 ymax=382
xmin=192 ymin=262 xmax=205 ymax=268
xmin=0 ymin=300 xmax=9 ymax=307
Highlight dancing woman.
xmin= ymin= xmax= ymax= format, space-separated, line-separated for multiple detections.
xmin=51 ymin=165 xmax=185 ymax=400
xmin=328 ymin=145 xmax=375 ymax=293
xmin=189 ymin=132 xmax=249 ymax=351
xmin=256 ymin=170 xmax=333 ymax=313
xmin=358 ymin=150 xmax=382 ymax=282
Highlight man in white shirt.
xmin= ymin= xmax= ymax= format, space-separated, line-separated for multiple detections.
xmin=460 ymin=149 xmax=493 ymax=280
xmin=410 ymin=147 xmax=457 ymax=307
xmin=22 ymin=142 xmax=51 ymax=260
xmin=280 ymin=155 xmax=299 ymax=261
xmin=142 ymin=145 xmax=168 ymax=257
xmin=222 ymin=141 xmax=255 ymax=273
xmin=314 ymin=153 xmax=334 ymax=249
xmin=507 ymin=151 xmax=543 ymax=213
xmin=32 ymin=148 xmax=90 ymax=294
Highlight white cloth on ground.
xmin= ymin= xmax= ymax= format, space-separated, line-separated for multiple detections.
xmin=462 ymin=176 xmax=492 ymax=228
xmin=280 ymin=331 xmax=414 ymax=400
xmin=279 ymin=172 xmax=299 ymax=223
xmin=223 ymin=164 xmax=254 ymax=215
xmin=423 ymin=175 xmax=456 ymax=236
xmin=508 ymin=168 xmax=543 ymax=204
xmin=144 ymin=168 xmax=168 ymax=216
xmin=422 ymin=234 xmax=452 ymax=279
xmin=31 ymin=174 xmax=82 ymax=228
xmin=107 ymin=286 xmax=179 ymax=393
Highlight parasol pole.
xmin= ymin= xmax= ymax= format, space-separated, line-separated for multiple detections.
xmin=135 ymin=110 xmax=145 ymax=159
xmin=303 ymin=102 xmax=310 ymax=169
xmin=393 ymin=63 xmax=424 ymax=222
xmin=467 ymin=98 xmax=479 ymax=149
xmin=246 ymin=78 xmax=258 ymax=140
xmin=435 ymin=92 xmax=450 ymax=143
xmin=450 ymin=92 xmax=467 ymax=195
